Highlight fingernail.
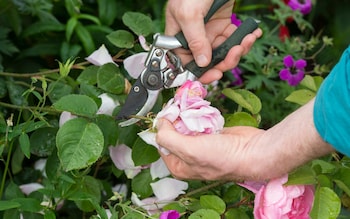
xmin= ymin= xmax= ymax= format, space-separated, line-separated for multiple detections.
xmin=196 ymin=54 xmax=208 ymax=67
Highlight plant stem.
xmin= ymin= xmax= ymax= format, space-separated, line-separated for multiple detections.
xmin=0 ymin=141 xmax=14 ymax=198
xmin=0 ymin=102 xmax=61 ymax=115
xmin=182 ymin=181 xmax=228 ymax=198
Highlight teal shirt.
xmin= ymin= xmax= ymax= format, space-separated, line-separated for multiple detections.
xmin=314 ymin=46 xmax=350 ymax=157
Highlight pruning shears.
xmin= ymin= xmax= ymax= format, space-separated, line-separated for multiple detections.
xmin=117 ymin=0 xmax=258 ymax=127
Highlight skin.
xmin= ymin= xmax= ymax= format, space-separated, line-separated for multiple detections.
xmin=156 ymin=99 xmax=334 ymax=181
xmin=165 ymin=0 xmax=263 ymax=84
xmin=157 ymin=0 xmax=334 ymax=181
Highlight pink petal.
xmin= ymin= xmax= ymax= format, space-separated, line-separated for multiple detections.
xmin=20 ymin=183 xmax=44 ymax=195
xmin=123 ymin=52 xmax=148 ymax=79
xmin=97 ymin=93 xmax=120 ymax=116
xmin=279 ymin=69 xmax=291 ymax=80
xmin=151 ymin=177 xmax=188 ymax=201
xmin=86 ymin=44 xmax=116 ymax=66
xmin=295 ymin=59 xmax=307 ymax=69
xmin=59 ymin=111 xmax=77 ymax=127
xmin=283 ymin=55 xmax=294 ymax=68
xmin=150 ymin=158 xmax=170 ymax=180
xmin=139 ymin=35 xmax=151 ymax=51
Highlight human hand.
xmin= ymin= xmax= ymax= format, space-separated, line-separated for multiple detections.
xmin=165 ymin=0 xmax=263 ymax=84
xmin=156 ymin=99 xmax=334 ymax=181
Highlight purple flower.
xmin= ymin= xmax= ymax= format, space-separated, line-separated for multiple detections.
xmin=159 ymin=210 xmax=180 ymax=219
xmin=287 ymin=0 xmax=312 ymax=15
xmin=279 ymin=55 xmax=307 ymax=86
xmin=231 ymin=13 xmax=242 ymax=26
xmin=231 ymin=67 xmax=243 ymax=86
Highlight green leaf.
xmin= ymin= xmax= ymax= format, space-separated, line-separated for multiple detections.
xmin=189 ymin=209 xmax=221 ymax=219
xmin=285 ymin=165 xmax=317 ymax=185
xmin=47 ymin=81 xmax=73 ymax=103
xmin=132 ymin=137 xmax=159 ymax=166
xmin=77 ymin=65 xmax=99 ymax=85
xmin=0 ymin=201 xmax=21 ymax=211
xmin=121 ymin=211 xmax=145 ymax=219
xmin=224 ymin=112 xmax=258 ymax=127
xmin=199 ymin=195 xmax=226 ymax=214
xmin=53 ymin=94 xmax=98 ymax=117
xmin=98 ymin=0 xmax=118 ymax=26
xmin=95 ymin=114 xmax=119 ymax=147
xmin=75 ymin=22 xmax=95 ymax=54
xmin=13 ymin=198 xmax=42 ymax=213
xmin=69 ymin=175 xmax=102 ymax=212
xmin=22 ymin=21 xmax=65 ymax=37
xmin=97 ymin=63 xmax=125 ymax=94
xmin=56 ymin=118 xmax=104 ymax=171
xmin=222 ymin=88 xmax=261 ymax=114
xmin=225 ymin=208 xmax=250 ymax=219
xmin=19 ymin=132 xmax=31 ymax=159
xmin=310 ymin=187 xmax=341 ymax=219
xmin=122 ymin=12 xmax=154 ymax=36
xmin=300 ymin=75 xmax=317 ymax=91
xmin=285 ymin=89 xmax=315 ymax=105
xmin=131 ymin=169 xmax=153 ymax=198
xmin=30 ymin=127 xmax=57 ymax=157
xmin=107 ymin=30 xmax=134 ymax=49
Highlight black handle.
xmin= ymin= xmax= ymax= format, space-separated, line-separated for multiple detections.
xmin=174 ymin=0 xmax=229 ymax=49
xmin=185 ymin=17 xmax=258 ymax=78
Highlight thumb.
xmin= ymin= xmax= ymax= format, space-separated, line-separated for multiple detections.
xmin=155 ymin=119 xmax=186 ymax=153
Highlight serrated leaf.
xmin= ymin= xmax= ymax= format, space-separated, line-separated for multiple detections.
xmin=53 ymin=94 xmax=98 ymax=117
xmin=310 ymin=187 xmax=341 ymax=219
xmin=285 ymin=89 xmax=315 ymax=105
xmin=225 ymin=208 xmax=250 ymax=219
xmin=189 ymin=209 xmax=221 ymax=219
xmin=222 ymin=88 xmax=261 ymax=114
xmin=107 ymin=30 xmax=134 ymax=49
xmin=77 ymin=65 xmax=99 ymax=85
xmin=13 ymin=198 xmax=42 ymax=212
xmin=132 ymin=137 xmax=159 ymax=166
xmin=224 ymin=112 xmax=258 ymax=127
xmin=199 ymin=195 xmax=226 ymax=214
xmin=56 ymin=118 xmax=104 ymax=171
xmin=122 ymin=12 xmax=154 ymax=36
xmin=97 ymin=63 xmax=125 ymax=94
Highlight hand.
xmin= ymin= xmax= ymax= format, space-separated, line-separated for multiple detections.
xmin=165 ymin=0 xmax=263 ymax=84
xmin=156 ymin=99 xmax=334 ymax=181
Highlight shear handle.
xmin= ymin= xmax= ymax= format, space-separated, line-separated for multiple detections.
xmin=174 ymin=0 xmax=230 ymax=49
xmin=185 ymin=17 xmax=258 ymax=78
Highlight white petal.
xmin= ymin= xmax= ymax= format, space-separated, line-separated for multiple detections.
xmin=19 ymin=183 xmax=44 ymax=195
xmin=86 ymin=44 xmax=116 ymax=66
xmin=34 ymin=158 xmax=47 ymax=178
xmin=59 ymin=111 xmax=77 ymax=127
xmin=112 ymin=183 xmax=128 ymax=197
xmin=150 ymin=158 xmax=170 ymax=180
xmin=151 ymin=177 xmax=188 ymax=201
xmin=97 ymin=93 xmax=120 ymax=116
xmin=123 ymin=52 xmax=148 ymax=79
xmin=131 ymin=193 xmax=165 ymax=213
xmin=109 ymin=144 xmax=135 ymax=170
xmin=139 ymin=35 xmax=151 ymax=51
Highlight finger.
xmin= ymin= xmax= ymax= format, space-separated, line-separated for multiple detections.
xmin=159 ymin=152 xmax=196 ymax=180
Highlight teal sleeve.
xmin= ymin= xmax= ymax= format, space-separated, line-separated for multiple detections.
xmin=314 ymin=46 xmax=350 ymax=157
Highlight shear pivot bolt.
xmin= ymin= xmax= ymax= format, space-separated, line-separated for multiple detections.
xmin=155 ymin=49 xmax=163 ymax=57
xmin=134 ymin=86 xmax=140 ymax=92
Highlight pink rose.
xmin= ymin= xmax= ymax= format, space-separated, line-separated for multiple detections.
xmin=155 ymin=80 xmax=224 ymax=136
xmin=240 ymin=175 xmax=314 ymax=219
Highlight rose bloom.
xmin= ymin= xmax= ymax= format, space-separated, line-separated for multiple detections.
xmin=155 ymin=80 xmax=224 ymax=136
xmin=240 ymin=175 xmax=314 ymax=219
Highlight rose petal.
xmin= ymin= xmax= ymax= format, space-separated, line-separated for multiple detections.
xmin=86 ymin=44 xmax=116 ymax=66
xmin=123 ymin=52 xmax=148 ymax=79
xmin=150 ymin=158 xmax=170 ymax=180
xmin=97 ymin=93 xmax=120 ymax=116
xmin=20 ymin=183 xmax=44 ymax=195
xmin=151 ymin=177 xmax=188 ymax=201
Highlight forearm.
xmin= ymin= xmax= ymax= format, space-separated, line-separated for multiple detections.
xmin=248 ymin=98 xmax=334 ymax=180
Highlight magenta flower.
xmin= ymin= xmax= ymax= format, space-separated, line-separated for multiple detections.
xmin=231 ymin=13 xmax=242 ymax=26
xmin=279 ymin=55 xmax=307 ymax=86
xmin=159 ymin=210 xmax=180 ymax=219
xmin=240 ymin=175 xmax=315 ymax=219
xmin=287 ymin=0 xmax=312 ymax=15
xmin=231 ymin=67 xmax=243 ymax=86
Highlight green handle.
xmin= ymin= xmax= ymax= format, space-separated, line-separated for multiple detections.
xmin=174 ymin=0 xmax=229 ymax=49
xmin=185 ymin=17 xmax=258 ymax=78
